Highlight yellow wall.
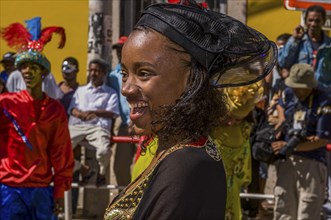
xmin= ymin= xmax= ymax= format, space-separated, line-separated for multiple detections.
xmin=247 ymin=0 xmax=302 ymax=42
xmin=247 ymin=0 xmax=330 ymax=42
xmin=0 ymin=0 xmax=89 ymax=84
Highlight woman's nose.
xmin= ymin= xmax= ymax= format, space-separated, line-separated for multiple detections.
xmin=121 ymin=79 xmax=138 ymax=98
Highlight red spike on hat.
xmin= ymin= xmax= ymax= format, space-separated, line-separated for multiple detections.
xmin=40 ymin=27 xmax=66 ymax=49
xmin=1 ymin=23 xmax=31 ymax=51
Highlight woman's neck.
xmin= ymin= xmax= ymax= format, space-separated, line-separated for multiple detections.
xmin=156 ymin=135 xmax=183 ymax=154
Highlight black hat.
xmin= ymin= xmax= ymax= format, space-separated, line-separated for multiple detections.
xmin=135 ymin=1 xmax=277 ymax=88
xmin=1 ymin=52 xmax=16 ymax=63
xmin=62 ymin=57 xmax=79 ymax=74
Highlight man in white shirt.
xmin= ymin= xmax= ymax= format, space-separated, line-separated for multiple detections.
xmin=6 ymin=70 xmax=63 ymax=100
xmin=68 ymin=58 xmax=119 ymax=186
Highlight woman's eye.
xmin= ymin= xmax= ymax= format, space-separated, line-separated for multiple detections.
xmin=120 ymin=71 xmax=128 ymax=79
xmin=138 ymin=71 xmax=152 ymax=78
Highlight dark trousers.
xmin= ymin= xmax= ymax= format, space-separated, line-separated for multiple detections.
xmin=113 ymin=124 xmax=136 ymax=187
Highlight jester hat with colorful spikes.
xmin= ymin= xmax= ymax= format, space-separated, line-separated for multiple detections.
xmin=1 ymin=17 xmax=65 ymax=73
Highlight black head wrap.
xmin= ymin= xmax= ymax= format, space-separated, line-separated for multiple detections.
xmin=135 ymin=0 xmax=277 ymax=88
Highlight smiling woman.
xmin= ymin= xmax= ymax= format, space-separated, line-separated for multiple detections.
xmin=104 ymin=1 xmax=276 ymax=220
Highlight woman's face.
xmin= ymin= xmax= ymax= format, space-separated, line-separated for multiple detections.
xmin=121 ymin=30 xmax=190 ymax=135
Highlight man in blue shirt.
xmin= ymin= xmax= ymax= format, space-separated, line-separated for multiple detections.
xmin=278 ymin=5 xmax=331 ymax=92
xmin=272 ymin=63 xmax=331 ymax=219
xmin=107 ymin=36 xmax=136 ymax=187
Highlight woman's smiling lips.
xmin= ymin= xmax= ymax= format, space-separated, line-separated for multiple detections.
xmin=129 ymin=101 xmax=149 ymax=121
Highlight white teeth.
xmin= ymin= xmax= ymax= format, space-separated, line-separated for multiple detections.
xmin=131 ymin=102 xmax=148 ymax=108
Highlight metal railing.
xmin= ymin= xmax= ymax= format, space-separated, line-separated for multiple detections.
xmin=63 ymin=184 xmax=125 ymax=220
xmin=62 ymin=136 xmax=139 ymax=220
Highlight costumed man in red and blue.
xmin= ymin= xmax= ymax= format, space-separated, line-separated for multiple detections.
xmin=0 ymin=17 xmax=74 ymax=219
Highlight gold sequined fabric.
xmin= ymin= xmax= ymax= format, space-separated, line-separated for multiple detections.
xmin=104 ymin=176 xmax=150 ymax=220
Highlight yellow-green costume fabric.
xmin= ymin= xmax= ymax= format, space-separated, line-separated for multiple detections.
xmin=131 ymin=138 xmax=158 ymax=182
xmin=211 ymin=120 xmax=252 ymax=220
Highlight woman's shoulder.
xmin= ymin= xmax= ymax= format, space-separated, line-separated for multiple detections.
xmin=158 ymin=140 xmax=224 ymax=178
xmin=167 ymin=138 xmax=221 ymax=159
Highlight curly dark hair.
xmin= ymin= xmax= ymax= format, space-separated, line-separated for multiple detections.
xmin=156 ymin=60 xmax=228 ymax=143
xmin=135 ymin=26 xmax=229 ymax=152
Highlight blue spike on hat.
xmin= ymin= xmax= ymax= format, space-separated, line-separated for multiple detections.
xmin=25 ymin=17 xmax=41 ymax=41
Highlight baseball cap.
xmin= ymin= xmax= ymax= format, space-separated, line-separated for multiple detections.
xmin=112 ymin=36 xmax=128 ymax=49
xmin=1 ymin=52 xmax=16 ymax=63
xmin=285 ymin=63 xmax=317 ymax=89
xmin=62 ymin=57 xmax=78 ymax=74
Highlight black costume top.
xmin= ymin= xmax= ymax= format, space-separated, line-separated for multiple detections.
xmin=104 ymin=138 xmax=226 ymax=220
